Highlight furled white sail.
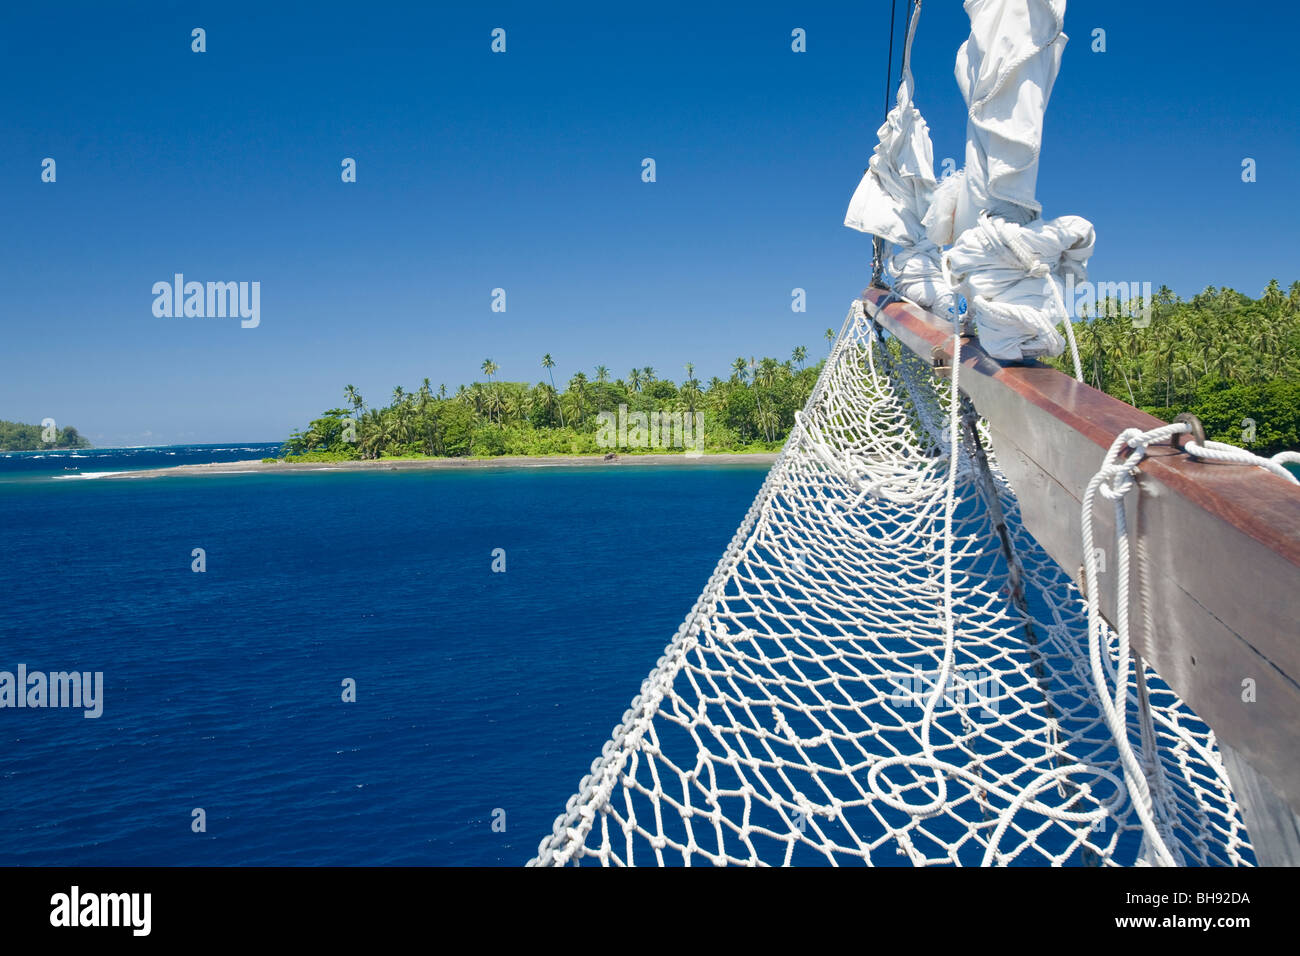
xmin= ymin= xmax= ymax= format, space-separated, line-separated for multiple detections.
xmin=844 ymin=3 xmax=950 ymax=315
xmin=952 ymin=0 xmax=1068 ymax=234
xmin=938 ymin=0 xmax=1093 ymax=361
xmin=852 ymin=0 xmax=1095 ymax=363
xmin=942 ymin=212 xmax=1094 ymax=361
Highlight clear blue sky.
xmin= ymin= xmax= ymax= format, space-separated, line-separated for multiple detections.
xmin=2 ymin=1 xmax=1296 ymax=445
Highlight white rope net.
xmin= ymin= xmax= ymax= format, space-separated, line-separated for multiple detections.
xmin=529 ymin=301 xmax=1254 ymax=867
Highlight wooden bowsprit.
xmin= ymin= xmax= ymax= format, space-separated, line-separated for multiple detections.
xmin=862 ymin=285 xmax=1300 ymax=866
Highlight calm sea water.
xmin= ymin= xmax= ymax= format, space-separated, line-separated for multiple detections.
xmin=0 ymin=447 xmax=768 ymax=865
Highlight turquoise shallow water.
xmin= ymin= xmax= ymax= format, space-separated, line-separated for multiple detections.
xmin=0 ymin=455 xmax=769 ymax=865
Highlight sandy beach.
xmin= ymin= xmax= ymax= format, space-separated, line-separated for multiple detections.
xmin=101 ymin=452 xmax=779 ymax=479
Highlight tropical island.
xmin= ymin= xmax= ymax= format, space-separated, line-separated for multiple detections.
xmin=0 ymin=419 xmax=91 ymax=452
xmin=1044 ymin=281 xmax=1299 ymax=455
xmin=279 ymin=348 xmax=826 ymax=462
xmin=272 ymin=281 xmax=1299 ymax=464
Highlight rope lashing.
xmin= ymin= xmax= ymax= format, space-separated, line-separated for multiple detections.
xmin=1079 ymin=414 xmax=1298 ymax=865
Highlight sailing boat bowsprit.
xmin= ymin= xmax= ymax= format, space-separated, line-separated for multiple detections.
xmin=531 ymin=0 xmax=1294 ymax=866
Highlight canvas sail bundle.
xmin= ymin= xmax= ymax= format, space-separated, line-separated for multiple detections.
xmin=848 ymin=0 xmax=1095 ymax=362
xmin=844 ymin=4 xmax=950 ymax=316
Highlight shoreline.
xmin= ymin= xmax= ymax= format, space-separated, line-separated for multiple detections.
xmin=98 ymin=452 xmax=780 ymax=479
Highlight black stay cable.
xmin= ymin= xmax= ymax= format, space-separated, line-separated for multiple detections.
xmin=883 ymin=0 xmax=898 ymax=122
xmin=883 ymin=1 xmax=919 ymax=118
xmin=872 ymin=0 xmax=919 ymax=289
xmin=873 ymin=1 xmax=903 ymax=288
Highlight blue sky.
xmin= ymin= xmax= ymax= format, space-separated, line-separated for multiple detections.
xmin=2 ymin=1 xmax=1296 ymax=445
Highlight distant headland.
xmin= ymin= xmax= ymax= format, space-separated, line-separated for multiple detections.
xmin=0 ymin=419 xmax=91 ymax=452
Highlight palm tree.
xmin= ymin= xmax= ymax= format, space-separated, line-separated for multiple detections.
xmin=745 ymin=356 xmax=767 ymax=439
xmin=486 ymin=386 xmax=506 ymax=427
xmin=567 ymin=372 xmax=590 ymax=426
xmin=1267 ymin=346 xmax=1295 ymax=378
xmin=1170 ymin=357 xmax=1198 ymax=406
xmin=1082 ymin=319 xmax=1106 ymax=389
xmin=464 ymin=382 xmax=486 ymax=422
xmin=533 ymin=383 xmax=560 ymax=426
xmin=792 ymin=346 xmax=807 ymax=369
xmin=1248 ymin=322 xmax=1279 ymax=369
xmin=343 ymin=385 xmax=364 ymax=421
xmin=384 ymin=410 xmax=408 ymax=448
xmin=757 ymin=405 xmax=780 ymax=445
xmin=594 ymin=365 xmax=609 ymax=384
xmin=1101 ymin=325 xmax=1137 ymax=406
xmin=824 ymin=328 xmax=835 ymax=351
xmin=480 ymin=360 xmax=500 ymax=424
xmin=681 ymin=376 xmax=702 ymax=414
xmin=358 ymin=409 xmax=385 ymax=459
xmin=1152 ymin=335 xmax=1178 ymax=407
xmin=754 ymin=358 xmax=780 ymax=441
xmin=1187 ymin=317 xmax=1213 ymax=377
xmin=730 ymin=357 xmax=748 ymax=383
xmin=1213 ymin=347 xmax=1244 ymax=382
xmin=542 ymin=355 xmax=565 ymax=427
xmin=415 ymin=380 xmax=433 ymax=447
xmin=1262 ymin=279 xmax=1284 ymax=311
xmin=629 ymin=368 xmax=643 ymax=393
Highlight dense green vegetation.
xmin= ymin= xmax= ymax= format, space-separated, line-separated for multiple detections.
xmin=0 ymin=419 xmax=91 ymax=451
xmin=1044 ymin=281 xmax=1300 ymax=455
xmin=283 ymin=280 xmax=1299 ymax=462
xmin=283 ymin=351 xmax=824 ymax=460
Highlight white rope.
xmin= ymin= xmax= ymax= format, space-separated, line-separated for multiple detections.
xmin=1182 ymin=440 xmax=1300 ymax=485
xmin=1078 ymin=417 xmax=1300 ymax=865
xmin=1080 ymin=426 xmax=1182 ymax=866
xmin=530 ymin=302 xmax=1255 ymax=867
xmin=976 ymin=214 xmax=1083 ymax=383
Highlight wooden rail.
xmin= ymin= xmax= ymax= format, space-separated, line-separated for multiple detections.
xmin=861 ymin=286 xmax=1300 ymax=864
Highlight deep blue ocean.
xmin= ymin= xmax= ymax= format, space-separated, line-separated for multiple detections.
xmin=0 ymin=445 xmax=768 ymax=865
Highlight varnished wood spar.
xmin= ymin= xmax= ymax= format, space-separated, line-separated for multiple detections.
xmin=861 ymin=287 xmax=1300 ymax=860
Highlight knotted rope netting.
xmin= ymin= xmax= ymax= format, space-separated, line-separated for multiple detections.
xmin=529 ymin=301 xmax=1253 ymax=867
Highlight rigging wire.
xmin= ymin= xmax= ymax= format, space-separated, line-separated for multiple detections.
xmin=871 ymin=1 xmax=897 ymax=287
xmin=883 ymin=0 xmax=898 ymax=121
xmin=872 ymin=1 xmax=916 ymax=289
